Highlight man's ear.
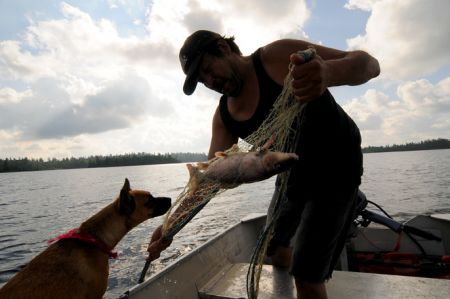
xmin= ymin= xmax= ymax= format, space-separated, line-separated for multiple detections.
xmin=216 ymin=39 xmax=231 ymax=55
xmin=119 ymin=178 xmax=135 ymax=215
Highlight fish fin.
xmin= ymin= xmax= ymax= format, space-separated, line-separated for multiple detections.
xmin=215 ymin=151 xmax=228 ymax=158
xmin=230 ymin=144 xmax=240 ymax=152
xmin=186 ymin=164 xmax=199 ymax=192
xmin=197 ymin=162 xmax=209 ymax=170
xmin=262 ymin=134 xmax=276 ymax=151
xmin=186 ymin=163 xmax=194 ymax=176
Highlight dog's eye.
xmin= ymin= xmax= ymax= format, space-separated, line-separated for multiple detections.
xmin=144 ymin=195 xmax=154 ymax=207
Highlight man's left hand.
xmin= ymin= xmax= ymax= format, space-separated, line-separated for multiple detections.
xmin=147 ymin=225 xmax=172 ymax=261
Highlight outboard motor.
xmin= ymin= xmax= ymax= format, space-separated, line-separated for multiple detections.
xmin=353 ymin=189 xmax=441 ymax=241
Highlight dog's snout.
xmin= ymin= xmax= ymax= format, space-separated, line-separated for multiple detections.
xmin=153 ymin=197 xmax=171 ymax=217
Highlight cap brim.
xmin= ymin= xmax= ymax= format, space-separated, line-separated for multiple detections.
xmin=183 ymin=53 xmax=203 ymax=95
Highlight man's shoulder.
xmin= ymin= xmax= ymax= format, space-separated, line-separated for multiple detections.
xmin=260 ymin=39 xmax=310 ymax=65
xmin=262 ymin=39 xmax=309 ymax=55
xmin=258 ymin=39 xmax=309 ymax=83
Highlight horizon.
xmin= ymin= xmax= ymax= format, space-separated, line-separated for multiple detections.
xmin=0 ymin=1 xmax=449 ymax=160
xmin=1 ymin=137 xmax=448 ymax=161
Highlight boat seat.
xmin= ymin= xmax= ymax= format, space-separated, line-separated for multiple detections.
xmin=198 ymin=263 xmax=450 ymax=299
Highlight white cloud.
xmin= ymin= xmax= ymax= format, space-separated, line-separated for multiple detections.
xmin=2 ymin=0 xmax=446 ymax=159
xmin=145 ymin=0 xmax=310 ymax=55
xmin=0 ymin=0 xmax=314 ymax=158
xmin=346 ymin=0 xmax=450 ymax=80
xmin=0 ymin=87 xmax=32 ymax=104
xmin=0 ymin=40 xmax=55 ymax=80
xmin=1 ymin=2 xmax=176 ymax=84
xmin=344 ymin=77 xmax=450 ymax=146
xmin=34 ymin=73 xmax=173 ymax=138
xmin=0 ymin=3 xmax=179 ymax=139
xmin=218 ymin=0 xmax=310 ymax=53
xmin=398 ymin=78 xmax=450 ymax=113
xmin=344 ymin=0 xmax=382 ymax=11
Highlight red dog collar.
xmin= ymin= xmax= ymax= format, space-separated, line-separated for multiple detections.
xmin=48 ymin=228 xmax=118 ymax=259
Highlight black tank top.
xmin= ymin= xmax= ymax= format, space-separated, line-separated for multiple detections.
xmin=219 ymin=48 xmax=282 ymax=139
xmin=219 ymin=47 xmax=363 ymax=187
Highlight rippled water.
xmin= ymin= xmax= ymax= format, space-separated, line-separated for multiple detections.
xmin=0 ymin=149 xmax=449 ymax=298
xmin=360 ymin=149 xmax=450 ymax=220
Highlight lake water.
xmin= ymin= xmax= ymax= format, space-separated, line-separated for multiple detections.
xmin=1 ymin=149 xmax=449 ymax=298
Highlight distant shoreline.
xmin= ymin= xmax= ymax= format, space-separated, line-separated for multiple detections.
xmin=361 ymin=138 xmax=450 ymax=154
xmin=0 ymin=152 xmax=207 ymax=173
xmin=1 ymin=138 xmax=449 ymax=173
xmin=363 ymin=147 xmax=450 ymax=154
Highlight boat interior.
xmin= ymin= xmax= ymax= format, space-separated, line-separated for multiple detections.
xmin=122 ymin=213 xmax=450 ymax=298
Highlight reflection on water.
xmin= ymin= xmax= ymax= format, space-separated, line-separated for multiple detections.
xmin=0 ymin=149 xmax=449 ymax=298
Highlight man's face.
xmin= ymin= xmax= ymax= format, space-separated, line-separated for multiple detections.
xmin=197 ymin=53 xmax=242 ymax=97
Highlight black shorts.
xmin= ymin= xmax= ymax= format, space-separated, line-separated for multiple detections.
xmin=267 ymin=184 xmax=358 ymax=283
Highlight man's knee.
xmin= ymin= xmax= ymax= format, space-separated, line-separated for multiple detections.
xmin=269 ymin=245 xmax=292 ymax=268
xmin=294 ymin=278 xmax=327 ymax=299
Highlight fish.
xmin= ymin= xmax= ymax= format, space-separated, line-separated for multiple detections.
xmin=187 ymin=136 xmax=299 ymax=190
xmin=148 ymin=137 xmax=298 ymax=260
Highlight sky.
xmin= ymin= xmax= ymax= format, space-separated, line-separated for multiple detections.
xmin=0 ymin=0 xmax=449 ymax=159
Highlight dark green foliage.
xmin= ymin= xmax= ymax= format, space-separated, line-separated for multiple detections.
xmin=362 ymin=138 xmax=450 ymax=153
xmin=170 ymin=152 xmax=208 ymax=163
xmin=0 ymin=152 xmax=207 ymax=173
xmin=2 ymin=138 xmax=448 ymax=172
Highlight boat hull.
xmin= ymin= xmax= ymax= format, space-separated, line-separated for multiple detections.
xmin=121 ymin=213 xmax=450 ymax=298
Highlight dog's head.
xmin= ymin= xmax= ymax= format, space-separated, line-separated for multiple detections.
xmin=117 ymin=178 xmax=171 ymax=225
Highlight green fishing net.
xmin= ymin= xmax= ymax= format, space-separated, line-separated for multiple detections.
xmin=160 ymin=48 xmax=316 ymax=298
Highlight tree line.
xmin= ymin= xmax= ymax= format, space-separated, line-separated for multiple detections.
xmin=1 ymin=139 xmax=449 ymax=173
xmin=0 ymin=152 xmax=207 ymax=173
xmin=362 ymin=138 xmax=450 ymax=153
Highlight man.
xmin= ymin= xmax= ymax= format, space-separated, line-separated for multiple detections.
xmin=150 ymin=30 xmax=379 ymax=299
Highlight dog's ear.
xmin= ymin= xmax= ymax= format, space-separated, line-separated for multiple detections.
xmin=123 ymin=178 xmax=131 ymax=192
xmin=119 ymin=178 xmax=135 ymax=215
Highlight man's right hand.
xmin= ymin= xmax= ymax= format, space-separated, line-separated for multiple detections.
xmin=290 ymin=51 xmax=329 ymax=104
xmin=147 ymin=225 xmax=173 ymax=261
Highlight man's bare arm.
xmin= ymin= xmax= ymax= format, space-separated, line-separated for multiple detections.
xmin=208 ymin=106 xmax=238 ymax=159
xmin=261 ymin=39 xmax=380 ymax=102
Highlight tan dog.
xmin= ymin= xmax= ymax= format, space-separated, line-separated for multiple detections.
xmin=0 ymin=178 xmax=171 ymax=299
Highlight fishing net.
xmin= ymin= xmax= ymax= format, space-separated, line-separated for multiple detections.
xmin=159 ymin=48 xmax=316 ymax=298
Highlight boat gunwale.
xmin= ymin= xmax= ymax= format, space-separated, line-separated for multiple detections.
xmin=122 ymin=213 xmax=266 ymax=298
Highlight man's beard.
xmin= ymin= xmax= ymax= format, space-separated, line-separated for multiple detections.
xmin=224 ymin=71 xmax=243 ymax=97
